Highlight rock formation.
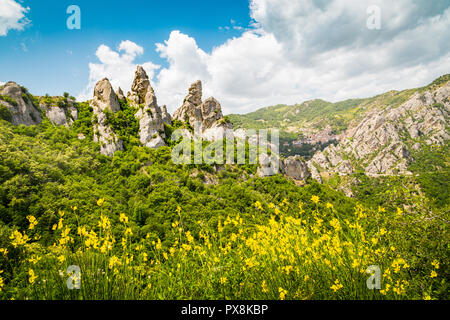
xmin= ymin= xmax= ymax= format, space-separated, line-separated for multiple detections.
xmin=282 ymin=156 xmax=311 ymax=180
xmin=91 ymin=78 xmax=123 ymax=156
xmin=39 ymin=98 xmax=78 ymax=127
xmin=130 ymin=66 xmax=169 ymax=148
xmin=116 ymin=87 xmax=125 ymax=102
xmin=307 ymin=80 xmax=450 ymax=180
xmin=0 ymin=81 xmax=42 ymax=125
xmin=128 ymin=66 xmax=150 ymax=105
xmin=173 ymin=80 xmax=232 ymax=141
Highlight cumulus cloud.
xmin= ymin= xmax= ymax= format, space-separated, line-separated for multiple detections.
xmin=80 ymin=0 xmax=450 ymax=114
xmin=78 ymin=40 xmax=159 ymax=101
xmin=0 ymin=0 xmax=30 ymax=36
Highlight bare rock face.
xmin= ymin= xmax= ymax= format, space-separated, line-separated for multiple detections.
xmin=0 ymin=81 xmax=42 ymax=125
xmin=201 ymin=97 xmax=224 ymax=129
xmin=161 ymin=105 xmax=172 ymax=125
xmin=128 ymin=66 xmax=151 ymax=105
xmin=282 ymin=156 xmax=311 ymax=180
xmin=172 ymin=80 xmax=232 ymax=141
xmin=308 ymin=80 xmax=450 ymax=180
xmin=134 ymin=87 xmax=167 ymax=149
xmin=39 ymin=98 xmax=78 ymax=127
xmin=91 ymin=78 xmax=123 ymax=156
xmin=257 ymin=153 xmax=281 ymax=177
xmin=116 ymin=87 xmax=126 ymax=102
xmin=173 ymin=80 xmax=203 ymax=124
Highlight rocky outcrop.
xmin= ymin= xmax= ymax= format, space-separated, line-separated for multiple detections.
xmin=308 ymin=80 xmax=450 ymax=181
xmin=130 ymin=66 xmax=168 ymax=149
xmin=161 ymin=105 xmax=172 ymax=125
xmin=173 ymin=80 xmax=203 ymax=124
xmin=282 ymin=156 xmax=310 ymax=180
xmin=134 ymin=87 xmax=167 ymax=148
xmin=91 ymin=78 xmax=123 ymax=156
xmin=128 ymin=66 xmax=151 ymax=105
xmin=173 ymin=80 xmax=232 ymax=141
xmin=39 ymin=98 xmax=78 ymax=127
xmin=116 ymin=87 xmax=125 ymax=102
xmin=0 ymin=81 xmax=42 ymax=125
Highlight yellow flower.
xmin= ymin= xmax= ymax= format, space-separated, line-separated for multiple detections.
xmin=311 ymin=195 xmax=320 ymax=204
xmin=430 ymin=270 xmax=437 ymax=278
xmin=119 ymin=213 xmax=128 ymax=224
xmin=28 ymin=269 xmax=38 ymax=284
xmin=424 ymin=294 xmax=432 ymax=300
xmin=0 ymin=272 xmax=4 ymax=292
xmin=330 ymin=279 xmax=343 ymax=292
xmin=155 ymin=238 xmax=162 ymax=250
xmin=261 ymin=280 xmax=268 ymax=293
xmin=431 ymin=260 xmax=440 ymax=269
xmin=26 ymin=215 xmax=38 ymax=230
xmin=124 ymin=227 xmax=133 ymax=236
xmin=97 ymin=198 xmax=105 ymax=206
xmin=28 ymin=255 xmax=41 ymax=265
xmin=396 ymin=207 xmax=403 ymax=216
xmin=326 ymin=202 xmax=333 ymax=209
xmin=109 ymin=256 xmax=121 ymax=269
xmin=0 ymin=248 xmax=8 ymax=256
xmin=220 ymin=277 xmax=227 ymax=285
xmin=58 ymin=255 xmax=66 ymax=264
xmin=278 ymin=287 xmax=287 ymax=300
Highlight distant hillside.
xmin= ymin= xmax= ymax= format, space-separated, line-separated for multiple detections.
xmin=228 ymin=74 xmax=450 ymax=158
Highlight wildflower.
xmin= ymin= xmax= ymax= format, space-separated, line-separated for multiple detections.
xmin=124 ymin=227 xmax=133 ymax=236
xmin=261 ymin=280 xmax=268 ymax=293
xmin=172 ymin=220 xmax=179 ymax=228
xmin=311 ymin=195 xmax=320 ymax=204
xmin=155 ymin=238 xmax=162 ymax=250
xmin=58 ymin=255 xmax=66 ymax=264
xmin=119 ymin=213 xmax=128 ymax=224
xmin=378 ymin=206 xmax=386 ymax=213
xmin=97 ymin=198 xmax=105 ymax=206
xmin=254 ymin=201 xmax=263 ymax=211
xmin=220 ymin=277 xmax=227 ymax=285
xmin=326 ymin=202 xmax=333 ymax=209
xmin=330 ymin=279 xmax=343 ymax=292
xmin=10 ymin=230 xmax=30 ymax=248
xmin=28 ymin=255 xmax=41 ymax=265
xmin=109 ymin=256 xmax=121 ymax=269
xmin=430 ymin=270 xmax=437 ymax=278
xmin=26 ymin=215 xmax=38 ymax=230
xmin=278 ymin=287 xmax=287 ymax=300
xmin=431 ymin=260 xmax=440 ymax=269
xmin=0 ymin=248 xmax=8 ymax=256
xmin=0 ymin=272 xmax=4 ymax=292
xmin=28 ymin=269 xmax=38 ymax=284
xmin=396 ymin=207 xmax=403 ymax=216
xmin=424 ymin=294 xmax=432 ymax=300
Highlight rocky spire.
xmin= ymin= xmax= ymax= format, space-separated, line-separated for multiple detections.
xmin=116 ymin=87 xmax=125 ymax=101
xmin=91 ymin=78 xmax=123 ymax=156
xmin=130 ymin=66 xmax=168 ymax=149
xmin=128 ymin=66 xmax=150 ymax=105
xmin=173 ymin=80 xmax=203 ymax=124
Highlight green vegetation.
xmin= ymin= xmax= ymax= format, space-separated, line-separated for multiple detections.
xmin=0 ymin=86 xmax=448 ymax=300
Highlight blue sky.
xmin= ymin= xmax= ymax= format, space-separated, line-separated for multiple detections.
xmin=1 ymin=0 xmax=449 ymax=114
xmin=0 ymin=0 xmax=251 ymax=97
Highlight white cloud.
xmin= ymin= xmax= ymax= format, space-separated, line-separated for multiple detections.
xmin=78 ymin=41 xmax=160 ymax=101
xmin=80 ymin=0 xmax=450 ymax=114
xmin=0 ymin=0 xmax=30 ymax=36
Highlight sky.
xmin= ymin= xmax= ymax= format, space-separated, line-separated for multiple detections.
xmin=0 ymin=0 xmax=449 ymax=115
